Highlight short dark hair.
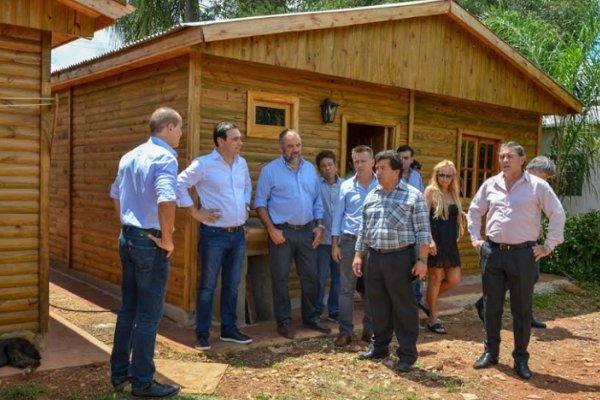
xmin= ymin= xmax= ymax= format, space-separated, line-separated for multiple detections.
xmin=499 ymin=141 xmax=526 ymax=157
xmin=213 ymin=122 xmax=237 ymax=146
xmin=396 ymin=144 xmax=414 ymax=156
xmin=149 ymin=107 xmax=181 ymax=135
xmin=316 ymin=150 xmax=336 ymax=166
xmin=375 ymin=150 xmax=403 ymax=172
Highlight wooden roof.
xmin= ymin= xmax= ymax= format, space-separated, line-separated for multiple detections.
xmin=0 ymin=0 xmax=134 ymax=48
xmin=51 ymin=0 xmax=582 ymax=115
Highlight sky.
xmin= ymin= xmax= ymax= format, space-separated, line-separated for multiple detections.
xmin=51 ymin=28 xmax=117 ymax=72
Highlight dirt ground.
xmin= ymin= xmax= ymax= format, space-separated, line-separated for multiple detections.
xmin=1 ymin=283 xmax=600 ymax=400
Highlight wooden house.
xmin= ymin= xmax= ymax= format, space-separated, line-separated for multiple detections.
xmin=0 ymin=0 xmax=134 ymax=335
xmin=49 ymin=0 xmax=582 ymax=325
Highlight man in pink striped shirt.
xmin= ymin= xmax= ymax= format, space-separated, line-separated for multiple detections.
xmin=467 ymin=141 xmax=565 ymax=380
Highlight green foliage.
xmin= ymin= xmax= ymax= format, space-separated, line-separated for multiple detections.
xmin=540 ymin=210 xmax=600 ymax=282
xmin=0 ymin=383 xmax=46 ymax=400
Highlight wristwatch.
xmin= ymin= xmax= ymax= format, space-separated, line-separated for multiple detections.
xmin=417 ymin=257 xmax=428 ymax=263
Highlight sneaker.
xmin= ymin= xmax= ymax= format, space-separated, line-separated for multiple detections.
xmin=220 ymin=330 xmax=253 ymax=344
xmin=194 ymin=337 xmax=211 ymax=350
xmin=327 ymin=312 xmax=339 ymax=323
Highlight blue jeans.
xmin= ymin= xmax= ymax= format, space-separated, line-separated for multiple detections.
xmin=195 ymin=224 xmax=246 ymax=339
xmin=110 ymin=226 xmax=169 ymax=390
xmin=268 ymin=224 xmax=319 ymax=326
xmin=316 ymin=244 xmax=340 ymax=316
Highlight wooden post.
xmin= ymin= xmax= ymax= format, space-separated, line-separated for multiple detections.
xmin=408 ymin=89 xmax=415 ymax=146
xmin=39 ymin=31 xmax=52 ymax=333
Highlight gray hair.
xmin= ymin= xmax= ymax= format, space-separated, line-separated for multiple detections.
xmin=499 ymin=141 xmax=526 ymax=157
xmin=526 ymin=155 xmax=556 ymax=175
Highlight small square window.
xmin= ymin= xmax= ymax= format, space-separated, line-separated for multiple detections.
xmin=247 ymin=91 xmax=299 ymax=139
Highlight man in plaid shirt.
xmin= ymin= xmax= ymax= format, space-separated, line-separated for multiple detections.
xmin=352 ymin=150 xmax=430 ymax=373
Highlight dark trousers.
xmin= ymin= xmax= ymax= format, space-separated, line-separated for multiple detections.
xmin=111 ymin=227 xmax=169 ymax=390
xmin=480 ymin=241 xmax=536 ymax=363
xmin=367 ymin=247 xmax=418 ymax=364
xmin=268 ymin=225 xmax=319 ymax=326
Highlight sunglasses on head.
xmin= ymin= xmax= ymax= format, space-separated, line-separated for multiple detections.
xmin=437 ymin=173 xmax=453 ymax=179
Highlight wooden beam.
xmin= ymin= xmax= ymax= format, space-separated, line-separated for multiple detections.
xmin=536 ymin=114 xmax=543 ymax=155
xmin=184 ymin=46 xmax=203 ymax=312
xmin=39 ymin=31 xmax=52 ymax=333
xmin=52 ymin=27 xmax=203 ymax=91
xmin=448 ymin=0 xmax=582 ymax=114
xmin=55 ymin=0 xmax=135 ymax=20
xmin=408 ymin=89 xmax=415 ymax=146
xmin=201 ymin=0 xmax=449 ymax=42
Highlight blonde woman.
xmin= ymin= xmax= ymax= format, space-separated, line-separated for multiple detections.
xmin=423 ymin=160 xmax=465 ymax=334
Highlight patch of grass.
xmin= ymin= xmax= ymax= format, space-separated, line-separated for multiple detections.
xmin=1 ymin=383 xmax=46 ymax=400
xmin=442 ymin=378 xmax=462 ymax=393
xmin=359 ymin=383 xmax=394 ymax=399
xmin=404 ymin=391 xmax=424 ymax=400
xmin=533 ymin=281 xmax=600 ymax=317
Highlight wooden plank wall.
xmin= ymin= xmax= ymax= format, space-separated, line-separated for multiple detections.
xmin=199 ymin=54 xmax=410 ymax=295
xmin=49 ymin=90 xmax=71 ymax=269
xmin=412 ymin=91 xmax=539 ymax=273
xmin=61 ymin=56 xmax=190 ymax=309
xmin=0 ymin=25 xmax=42 ymax=334
xmin=203 ymin=16 xmax=568 ymax=115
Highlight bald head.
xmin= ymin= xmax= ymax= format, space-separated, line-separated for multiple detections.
xmin=149 ymin=107 xmax=182 ymax=135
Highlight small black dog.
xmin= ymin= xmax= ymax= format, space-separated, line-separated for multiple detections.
xmin=0 ymin=338 xmax=41 ymax=369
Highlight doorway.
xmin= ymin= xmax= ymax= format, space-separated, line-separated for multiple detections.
xmin=340 ymin=116 xmax=403 ymax=176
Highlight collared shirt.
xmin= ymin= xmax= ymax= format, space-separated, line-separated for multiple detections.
xmin=404 ymin=168 xmax=425 ymax=193
xmin=332 ymin=173 xmax=379 ymax=237
xmin=319 ymin=175 xmax=343 ymax=245
xmin=467 ymin=171 xmax=565 ymax=250
xmin=254 ymin=156 xmax=324 ymax=225
xmin=356 ymin=180 xmax=430 ymax=251
xmin=110 ymin=136 xmax=178 ymax=230
xmin=176 ymin=148 xmax=252 ymax=227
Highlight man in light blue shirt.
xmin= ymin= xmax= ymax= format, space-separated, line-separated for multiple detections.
xmin=177 ymin=122 xmax=252 ymax=351
xmin=397 ymin=145 xmax=428 ymax=315
xmin=315 ymin=150 xmax=343 ymax=323
xmin=331 ymin=145 xmax=378 ymax=347
xmin=255 ymin=129 xmax=331 ymax=339
xmin=109 ymin=107 xmax=181 ymax=398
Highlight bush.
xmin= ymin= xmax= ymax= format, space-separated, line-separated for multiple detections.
xmin=540 ymin=209 xmax=600 ymax=282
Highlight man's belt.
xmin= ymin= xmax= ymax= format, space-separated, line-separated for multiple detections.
xmin=122 ymin=225 xmax=161 ymax=238
xmin=215 ymin=226 xmax=243 ymax=233
xmin=343 ymin=233 xmax=357 ymax=240
xmin=486 ymin=239 xmax=536 ymax=251
xmin=276 ymin=223 xmax=311 ymax=230
xmin=369 ymin=245 xmax=413 ymax=254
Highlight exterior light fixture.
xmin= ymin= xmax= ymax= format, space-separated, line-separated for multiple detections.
xmin=320 ymin=98 xmax=339 ymax=123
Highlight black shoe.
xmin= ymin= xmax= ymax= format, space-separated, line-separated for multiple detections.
xmin=194 ymin=336 xmax=211 ymax=350
xmin=111 ymin=376 xmax=130 ymax=392
xmin=531 ymin=317 xmax=547 ymax=329
xmin=475 ymin=298 xmax=485 ymax=322
xmin=220 ymin=330 xmax=253 ymax=344
xmin=303 ymin=320 xmax=332 ymax=334
xmin=514 ymin=361 xmax=532 ymax=379
xmin=327 ymin=312 xmax=339 ymax=323
xmin=277 ymin=324 xmax=295 ymax=339
xmin=131 ymin=381 xmax=181 ymax=398
xmin=357 ymin=345 xmax=389 ymax=360
xmin=473 ymin=352 xmax=499 ymax=369
xmin=417 ymin=302 xmax=430 ymax=317
xmin=396 ymin=360 xmax=413 ymax=372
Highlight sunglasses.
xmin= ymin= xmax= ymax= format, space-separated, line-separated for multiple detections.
xmin=437 ymin=173 xmax=453 ymax=179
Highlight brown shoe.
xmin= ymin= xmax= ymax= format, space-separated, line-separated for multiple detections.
xmin=334 ymin=335 xmax=352 ymax=347
xmin=277 ymin=324 xmax=295 ymax=339
xmin=361 ymin=332 xmax=373 ymax=343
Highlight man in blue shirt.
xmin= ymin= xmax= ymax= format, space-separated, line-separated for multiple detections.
xmin=397 ymin=145 xmax=429 ymax=316
xmin=109 ymin=107 xmax=182 ymax=398
xmin=315 ymin=150 xmax=343 ymax=323
xmin=255 ymin=129 xmax=331 ymax=339
xmin=177 ymin=122 xmax=253 ymax=351
xmin=331 ymin=145 xmax=378 ymax=347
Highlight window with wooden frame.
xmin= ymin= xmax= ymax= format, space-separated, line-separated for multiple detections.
xmin=458 ymin=131 xmax=502 ymax=198
xmin=246 ymin=91 xmax=299 ymax=139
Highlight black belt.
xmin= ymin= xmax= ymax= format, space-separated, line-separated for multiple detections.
xmin=203 ymin=224 xmax=243 ymax=233
xmin=486 ymin=239 xmax=535 ymax=251
xmin=369 ymin=245 xmax=413 ymax=254
xmin=122 ymin=225 xmax=161 ymax=238
xmin=343 ymin=233 xmax=357 ymax=240
xmin=276 ymin=223 xmax=311 ymax=230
